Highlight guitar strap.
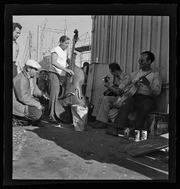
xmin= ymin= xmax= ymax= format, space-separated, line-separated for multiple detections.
xmin=131 ymin=69 xmax=151 ymax=83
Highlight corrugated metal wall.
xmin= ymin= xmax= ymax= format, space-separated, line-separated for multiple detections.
xmin=91 ymin=15 xmax=169 ymax=112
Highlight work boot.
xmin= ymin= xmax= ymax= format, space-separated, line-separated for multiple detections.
xmin=13 ymin=118 xmax=29 ymax=127
xmin=48 ymin=115 xmax=58 ymax=124
xmin=91 ymin=121 xmax=108 ymax=129
xmin=88 ymin=120 xmax=101 ymax=127
xmin=31 ymin=121 xmax=45 ymax=127
xmin=105 ymin=127 xmax=119 ymax=136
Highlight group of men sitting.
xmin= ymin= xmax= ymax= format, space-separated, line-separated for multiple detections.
xmin=89 ymin=51 xmax=162 ymax=140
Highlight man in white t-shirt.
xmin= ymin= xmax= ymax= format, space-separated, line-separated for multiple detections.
xmin=47 ymin=35 xmax=74 ymax=123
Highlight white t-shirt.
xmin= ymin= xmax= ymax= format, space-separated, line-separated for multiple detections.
xmin=51 ymin=46 xmax=67 ymax=76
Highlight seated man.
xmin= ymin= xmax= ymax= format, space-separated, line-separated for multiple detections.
xmin=36 ymin=69 xmax=49 ymax=115
xmin=37 ymin=69 xmax=48 ymax=93
xmin=106 ymin=51 xmax=162 ymax=138
xmin=89 ymin=62 xmax=128 ymax=128
xmin=13 ymin=59 xmax=47 ymax=127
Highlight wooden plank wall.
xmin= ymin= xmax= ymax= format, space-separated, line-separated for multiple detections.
xmin=91 ymin=15 xmax=169 ymax=112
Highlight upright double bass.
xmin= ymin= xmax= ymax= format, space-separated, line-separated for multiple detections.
xmin=65 ymin=29 xmax=88 ymax=108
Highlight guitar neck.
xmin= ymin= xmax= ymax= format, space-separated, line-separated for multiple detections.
xmin=133 ymin=70 xmax=152 ymax=84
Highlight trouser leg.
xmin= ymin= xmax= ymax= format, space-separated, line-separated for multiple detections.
xmin=133 ymin=96 xmax=156 ymax=130
xmin=96 ymin=96 xmax=117 ymax=123
xmin=47 ymin=72 xmax=60 ymax=117
xmin=91 ymin=96 xmax=103 ymax=117
xmin=113 ymin=97 xmax=134 ymax=129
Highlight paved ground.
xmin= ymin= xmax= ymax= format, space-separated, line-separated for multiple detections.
xmin=12 ymin=119 xmax=169 ymax=181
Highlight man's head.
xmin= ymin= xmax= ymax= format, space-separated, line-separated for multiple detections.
xmin=13 ymin=23 xmax=22 ymax=41
xmin=25 ymin=59 xmax=41 ymax=78
xmin=138 ymin=51 xmax=155 ymax=70
xmin=59 ymin=35 xmax=70 ymax=50
xmin=39 ymin=70 xmax=47 ymax=80
xmin=109 ymin=62 xmax=122 ymax=77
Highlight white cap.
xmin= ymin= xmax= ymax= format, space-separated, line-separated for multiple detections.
xmin=25 ymin=59 xmax=41 ymax=70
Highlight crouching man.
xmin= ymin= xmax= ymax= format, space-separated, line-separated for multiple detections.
xmin=13 ymin=59 xmax=46 ymax=127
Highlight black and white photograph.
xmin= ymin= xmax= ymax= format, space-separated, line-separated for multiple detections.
xmin=4 ymin=4 xmax=176 ymax=184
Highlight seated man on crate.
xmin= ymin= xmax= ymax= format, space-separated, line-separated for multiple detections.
xmin=89 ymin=62 xmax=129 ymax=128
xmin=13 ymin=59 xmax=49 ymax=127
xmin=105 ymin=51 xmax=162 ymax=139
xmin=36 ymin=69 xmax=49 ymax=116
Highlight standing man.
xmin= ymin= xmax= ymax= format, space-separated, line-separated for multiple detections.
xmin=47 ymin=35 xmax=74 ymax=123
xmin=89 ymin=62 xmax=129 ymax=128
xmin=106 ymin=51 xmax=162 ymax=137
xmin=13 ymin=60 xmax=47 ymax=127
xmin=13 ymin=22 xmax=22 ymax=79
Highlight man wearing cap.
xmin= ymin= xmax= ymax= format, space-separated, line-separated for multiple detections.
xmin=13 ymin=59 xmax=47 ymax=127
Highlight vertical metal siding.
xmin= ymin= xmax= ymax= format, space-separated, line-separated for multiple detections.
xmin=160 ymin=16 xmax=169 ymax=83
xmin=91 ymin=15 xmax=169 ymax=77
xmin=133 ymin=16 xmax=142 ymax=71
xmin=126 ymin=16 xmax=135 ymax=73
xmin=116 ymin=16 xmax=123 ymax=65
xmin=103 ymin=16 xmax=109 ymax=63
xmin=91 ymin=15 xmax=169 ymax=112
xmin=120 ymin=16 xmax=128 ymax=72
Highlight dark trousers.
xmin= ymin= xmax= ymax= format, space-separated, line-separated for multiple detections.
xmin=114 ymin=94 xmax=156 ymax=130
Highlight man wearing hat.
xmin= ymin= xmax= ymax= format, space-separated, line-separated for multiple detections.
xmin=13 ymin=59 xmax=46 ymax=127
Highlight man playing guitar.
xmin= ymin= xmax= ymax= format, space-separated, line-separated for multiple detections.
xmin=106 ymin=51 xmax=162 ymax=138
xmin=89 ymin=62 xmax=128 ymax=128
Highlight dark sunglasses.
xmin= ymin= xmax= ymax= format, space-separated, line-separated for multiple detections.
xmin=138 ymin=58 xmax=148 ymax=63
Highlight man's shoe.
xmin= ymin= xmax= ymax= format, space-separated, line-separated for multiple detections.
xmin=91 ymin=121 xmax=108 ymax=129
xmin=31 ymin=121 xmax=45 ymax=127
xmin=37 ymin=122 xmax=46 ymax=127
xmin=48 ymin=116 xmax=58 ymax=124
xmin=105 ymin=127 xmax=119 ymax=136
xmin=13 ymin=118 xmax=29 ymax=127
xmin=88 ymin=120 xmax=101 ymax=127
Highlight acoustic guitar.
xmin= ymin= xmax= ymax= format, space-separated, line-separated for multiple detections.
xmin=103 ymin=84 xmax=119 ymax=96
xmin=102 ymin=75 xmax=123 ymax=96
xmin=113 ymin=67 xmax=162 ymax=108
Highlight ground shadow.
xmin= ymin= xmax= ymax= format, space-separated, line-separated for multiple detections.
xmin=25 ymin=122 xmax=168 ymax=180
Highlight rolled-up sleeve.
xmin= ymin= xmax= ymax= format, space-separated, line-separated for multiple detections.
xmin=148 ymin=72 xmax=162 ymax=96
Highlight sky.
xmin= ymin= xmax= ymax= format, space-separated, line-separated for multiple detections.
xmin=13 ymin=15 xmax=92 ymax=66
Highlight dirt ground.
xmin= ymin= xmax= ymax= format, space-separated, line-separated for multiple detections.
xmin=12 ymin=115 xmax=169 ymax=182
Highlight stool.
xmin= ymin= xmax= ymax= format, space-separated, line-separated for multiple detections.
xmin=146 ymin=112 xmax=169 ymax=136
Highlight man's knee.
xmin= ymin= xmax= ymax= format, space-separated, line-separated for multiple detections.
xmin=35 ymin=109 xmax=42 ymax=120
xmin=27 ymin=106 xmax=42 ymax=121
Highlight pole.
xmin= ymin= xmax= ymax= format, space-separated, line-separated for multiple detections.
xmin=37 ymin=25 xmax=40 ymax=62
xmin=29 ymin=31 xmax=31 ymax=59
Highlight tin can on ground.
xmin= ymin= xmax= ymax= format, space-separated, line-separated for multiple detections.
xmin=124 ymin=127 xmax=130 ymax=139
xmin=141 ymin=130 xmax=147 ymax=140
xmin=134 ymin=130 xmax=140 ymax=142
